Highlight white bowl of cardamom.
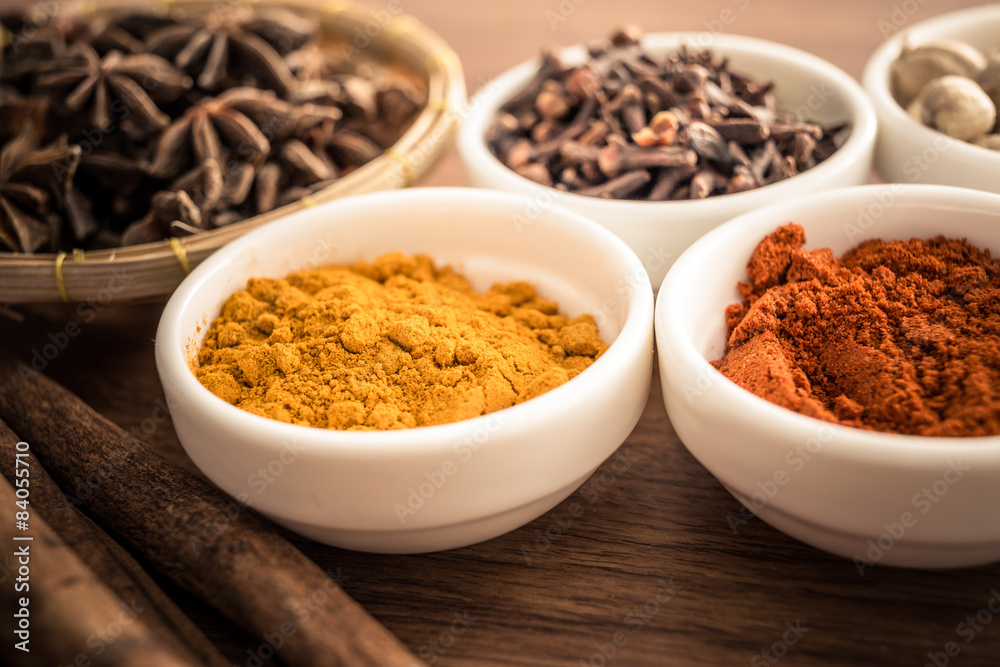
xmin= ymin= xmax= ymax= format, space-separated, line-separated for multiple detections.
xmin=862 ymin=4 xmax=1000 ymax=192
xmin=156 ymin=187 xmax=653 ymax=553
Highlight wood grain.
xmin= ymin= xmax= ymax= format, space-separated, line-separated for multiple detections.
xmin=3 ymin=0 xmax=998 ymax=665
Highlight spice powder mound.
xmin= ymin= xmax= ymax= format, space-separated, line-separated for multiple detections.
xmin=195 ymin=253 xmax=608 ymax=430
xmin=714 ymin=223 xmax=1000 ymax=437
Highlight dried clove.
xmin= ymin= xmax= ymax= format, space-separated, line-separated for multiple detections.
xmin=487 ymin=27 xmax=848 ymax=201
xmin=706 ymin=118 xmax=770 ymax=145
xmin=598 ymin=135 xmax=696 ymax=177
xmin=577 ymin=169 xmax=651 ymax=198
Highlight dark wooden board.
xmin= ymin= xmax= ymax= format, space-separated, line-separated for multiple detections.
xmin=3 ymin=1 xmax=998 ymax=664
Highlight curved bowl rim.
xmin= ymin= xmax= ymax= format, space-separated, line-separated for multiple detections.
xmin=459 ymin=31 xmax=878 ymax=213
xmin=655 ymin=182 xmax=1000 ymax=459
xmin=861 ymin=4 xmax=1000 ymax=171
xmin=156 ymin=186 xmax=655 ymax=457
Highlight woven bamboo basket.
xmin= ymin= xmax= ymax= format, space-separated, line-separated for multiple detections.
xmin=0 ymin=0 xmax=465 ymax=304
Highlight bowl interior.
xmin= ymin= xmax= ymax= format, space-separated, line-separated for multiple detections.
xmin=894 ymin=5 xmax=1000 ymax=54
xmin=864 ymin=5 xmax=1000 ymax=117
xmin=173 ymin=190 xmax=642 ymax=360
xmin=161 ymin=188 xmax=652 ymax=441
xmin=553 ymin=34 xmax=860 ymax=125
xmin=461 ymin=33 xmax=875 ymax=289
xmin=466 ymin=32 xmax=867 ymax=187
xmin=663 ymin=185 xmax=1000 ymax=364
xmin=862 ymin=5 xmax=1000 ymax=186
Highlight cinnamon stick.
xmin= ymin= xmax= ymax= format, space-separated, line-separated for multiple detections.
xmin=0 ymin=476 xmax=197 ymax=667
xmin=0 ymin=353 xmax=422 ymax=667
xmin=0 ymin=418 xmax=229 ymax=667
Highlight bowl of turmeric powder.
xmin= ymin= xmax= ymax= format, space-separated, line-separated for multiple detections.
xmin=655 ymin=183 xmax=1000 ymax=569
xmin=156 ymin=187 xmax=654 ymax=553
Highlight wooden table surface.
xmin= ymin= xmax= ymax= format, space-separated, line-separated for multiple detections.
xmin=4 ymin=1 xmax=999 ymax=665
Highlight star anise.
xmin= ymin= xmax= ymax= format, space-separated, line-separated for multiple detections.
xmin=289 ymin=61 xmax=425 ymax=149
xmin=72 ymin=151 xmax=148 ymax=237
xmin=247 ymin=135 xmax=336 ymax=218
xmin=146 ymin=88 xmax=325 ymax=229
xmin=148 ymin=86 xmax=340 ymax=179
xmin=145 ymin=7 xmax=316 ymax=96
xmin=286 ymin=42 xmax=353 ymax=81
xmin=87 ymin=20 xmax=148 ymax=56
xmin=84 ymin=10 xmax=187 ymax=56
xmin=0 ymin=86 xmax=27 ymax=144
xmin=121 ymin=189 xmax=201 ymax=246
xmin=0 ymin=127 xmax=81 ymax=252
xmin=122 ymin=154 xmax=258 ymax=243
xmin=0 ymin=14 xmax=78 ymax=84
xmin=0 ymin=5 xmax=427 ymax=255
xmin=325 ymin=130 xmax=384 ymax=170
xmin=247 ymin=123 xmax=377 ymax=218
xmin=92 ymin=11 xmax=179 ymax=42
xmin=147 ymin=88 xmax=274 ymax=181
xmin=36 ymin=43 xmax=192 ymax=138
xmin=277 ymin=137 xmax=337 ymax=184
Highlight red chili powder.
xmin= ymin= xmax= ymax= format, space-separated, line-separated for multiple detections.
xmin=714 ymin=223 xmax=1000 ymax=437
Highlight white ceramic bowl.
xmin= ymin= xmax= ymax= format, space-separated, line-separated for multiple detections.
xmin=862 ymin=5 xmax=1000 ymax=192
xmin=156 ymin=188 xmax=654 ymax=554
xmin=655 ymin=184 xmax=1000 ymax=569
xmin=459 ymin=33 xmax=877 ymax=289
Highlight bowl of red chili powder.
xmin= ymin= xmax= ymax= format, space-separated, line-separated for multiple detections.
xmin=655 ymin=184 xmax=1000 ymax=569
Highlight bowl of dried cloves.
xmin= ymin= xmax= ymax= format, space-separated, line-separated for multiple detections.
xmin=0 ymin=0 xmax=464 ymax=303
xmin=862 ymin=4 xmax=1000 ymax=193
xmin=458 ymin=27 xmax=876 ymax=288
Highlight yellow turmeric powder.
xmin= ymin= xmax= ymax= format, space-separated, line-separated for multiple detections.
xmin=195 ymin=252 xmax=607 ymax=430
